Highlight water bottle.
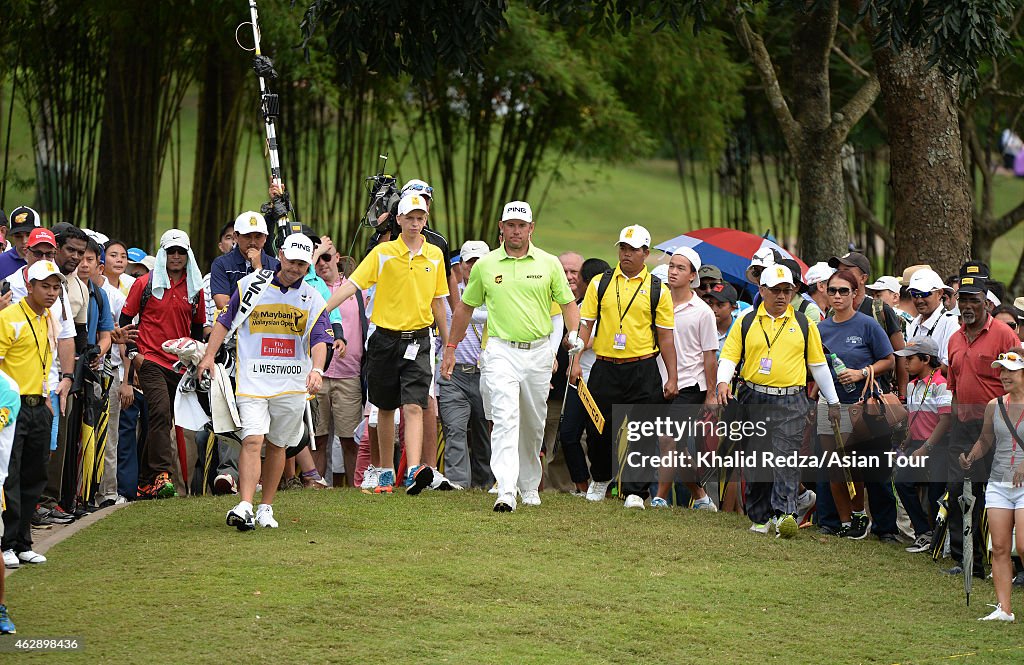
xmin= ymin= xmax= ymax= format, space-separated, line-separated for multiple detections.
xmin=830 ymin=353 xmax=856 ymax=393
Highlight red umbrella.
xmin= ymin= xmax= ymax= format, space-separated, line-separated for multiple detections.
xmin=654 ymin=228 xmax=807 ymax=289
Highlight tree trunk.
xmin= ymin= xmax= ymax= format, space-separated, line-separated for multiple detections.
xmin=190 ymin=38 xmax=245 ymax=270
xmin=795 ymin=132 xmax=849 ymax=261
xmin=872 ymin=45 xmax=972 ymax=280
xmin=91 ymin=12 xmax=163 ymax=248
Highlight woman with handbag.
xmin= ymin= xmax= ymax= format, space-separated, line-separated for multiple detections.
xmin=816 ymin=270 xmax=895 ymax=539
xmin=959 ymin=348 xmax=1024 ymax=622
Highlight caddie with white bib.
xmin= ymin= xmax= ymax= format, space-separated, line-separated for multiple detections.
xmin=198 ymin=234 xmax=334 ymax=531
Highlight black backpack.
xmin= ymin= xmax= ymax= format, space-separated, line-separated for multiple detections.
xmin=593 ymin=269 xmax=663 ymax=350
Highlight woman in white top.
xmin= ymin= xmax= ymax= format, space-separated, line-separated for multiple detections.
xmin=103 ymin=240 xmax=136 ymax=296
xmin=959 ymin=347 xmax=1024 ymax=622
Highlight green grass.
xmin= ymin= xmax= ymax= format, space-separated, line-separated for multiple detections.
xmin=4 ymin=490 xmax=1024 ymax=663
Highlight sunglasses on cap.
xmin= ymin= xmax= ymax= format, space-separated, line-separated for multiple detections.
xmin=998 ymin=351 xmax=1022 ymax=362
xmin=404 ymin=183 xmax=433 ymax=195
xmin=827 ymin=286 xmax=852 ymax=296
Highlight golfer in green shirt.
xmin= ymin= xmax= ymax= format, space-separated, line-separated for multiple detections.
xmin=442 ymin=201 xmax=582 ymax=512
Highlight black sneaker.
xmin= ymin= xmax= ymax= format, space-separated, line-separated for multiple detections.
xmin=31 ymin=506 xmax=54 ymax=527
xmin=47 ymin=506 xmax=75 ymax=524
xmin=818 ymin=525 xmax=842 ymax=536
xmin=1013 ymin=571 xmax=1024 ymax=587
xmin=877 ymin=533 xmax=900 ymax=544
xmin=844 ymin=513 xmax=870 ymax=540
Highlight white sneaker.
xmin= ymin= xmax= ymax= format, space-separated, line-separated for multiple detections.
xmin=226 ymin=501 xmax=255 ymax=531
xmin=430 ymin=468 xmax=463 ymax=491
xmin=488 ymin=482 xmax=500 ymax=494
xmin=255 ymin=504 xmax=278 ymax=529
xmin=796 ymin=489 xmax=816 ymax=523
xmin=520 ymin=489 xmax=541 ymax=506
xmin=3 ymin=550 xmax=19 ymax=569
xmin=750 ymin=522 xmax=770 ymax=534
xmin=978 ymin=604 xmax=1015 ymax=622
xmin=692 ymin=496 xmax=718 ymax=512
xmin=586 ymin=480 xmax=611 ymax=502
xmin=16 ymin=550 xmax=46 ymax=564
xmin=623 ymin=494 xmax=645 ymax=509
xmin=360 ymin=465 xmax=381 ymax=490
xmin=493 ymin=493 xmax=517 ymax=512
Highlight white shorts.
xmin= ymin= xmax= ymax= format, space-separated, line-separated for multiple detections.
xmin=985 ymin=482 xmax=1024 ymax=510
xmin=237 ymin=393 xmax=309 ymax=448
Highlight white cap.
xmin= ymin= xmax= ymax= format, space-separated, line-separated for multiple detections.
xmin=908 ymin=268 xmax=952 ymax=294
xmin=987 ymin=290 xmax=1001 ymax=307
xmin=992 ymin=351 xmax=1024 ymax=371
xmin=234 ymin=211 xmax=269 ymax=235
xmin=460 ymin=240 xmax=490 ymax=262
xmin=83 ymin=228 xmax=109 ymax=245
xmin=401 ymin=178 xmax=433 ymax=198
xmin=26 ymin=260 xmax=67 ymax=285
xmin=749 ymin=247 xmax=777 ymax=269
xmin=397 ymin=193 xmax=430 ymax=216
xmin=159 ymin=229 xmax=190 ymax=251
xmin=500 ymin=201 xmax=533 ymax=224
xmin=865 ymin=275 xmax=901 ymax=294
xmin=280 ymin=233 xmax=314 ymax=264
xmin=650 ymin=263 xmax=669 ymax=283
xmin=141 ymin=256 xmax=156 ymax=272
xmin=670 ymin=246 xmax=701 ymax=288
xmin=804 ymin=261 xmax=836 ymax=286
xmin=761 ymin=264 xmax=795 ymax=288
xmin=616 ymin=225 xmax=651 ymax=249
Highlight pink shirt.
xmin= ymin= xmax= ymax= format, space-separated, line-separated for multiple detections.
xmin=660 ymin=293 xmax=719 ymax=391
xmin=907 ymin=370 xmax=952 ymax=441
xmin=324 ymin=275 xmax=363 ymax=379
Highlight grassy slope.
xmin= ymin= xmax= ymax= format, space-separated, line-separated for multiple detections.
xmin=1 ymin=87 xmax=1021 ymax=280
xmin=4 ymin=490 xmax=1023 ymax=663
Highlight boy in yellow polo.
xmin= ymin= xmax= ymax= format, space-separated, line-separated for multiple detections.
xmin=323 ymin=193 xmax=449 ymax=493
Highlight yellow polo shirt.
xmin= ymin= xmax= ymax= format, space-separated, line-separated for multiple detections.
xmin=580 ymin=265 xmax=674 ymax=358
xmin=720 ymin=303 xmax=826 ymax=387
xmin=0 ymin=299 xmax=53 ymax=395
xmin=349 ymin=234 xmax=449 ymax=331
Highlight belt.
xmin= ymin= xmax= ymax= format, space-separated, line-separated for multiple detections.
xmin=596 ymin=352 xmax=657 ymax=365
xmin=742 ymin=381 xmax=804 ymax=396
xmin=454 ymin=363 xmax=479 ymax=374
xmin=21 ymin=394 xmax=46 ymax=407
xmin=493 ymin=337 xmax=547 ymax=350
xmin=375 ymin=326 xmax=431 ymax=340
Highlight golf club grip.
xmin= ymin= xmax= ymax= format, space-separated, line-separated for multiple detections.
xmin=831 ymin=423 xmax=857 ymax=499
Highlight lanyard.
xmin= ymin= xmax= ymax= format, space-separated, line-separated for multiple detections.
xmin=21 ymin=302 xmax=51 ymax=394
xmin=758 ymin=314 xmax=789 ymax=355
xmin=615 ymin=274 xmax=645 ymax=332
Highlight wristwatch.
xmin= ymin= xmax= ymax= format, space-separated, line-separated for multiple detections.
xmin=126 ymin=350 xmax=138 ymax=361
xmin=311 ymin=368 xmax=325 ymax=376
xmin=861 ymin=368 xmax=869 ymax=378
xmin=61 ymin=373 xmax=74 ymax=381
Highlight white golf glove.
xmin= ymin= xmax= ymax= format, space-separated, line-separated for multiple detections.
xmin=566 ymin=330 xmax=585 ymax=354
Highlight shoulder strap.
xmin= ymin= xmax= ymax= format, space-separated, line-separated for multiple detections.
xmin=593 ymin=269 xmax=614 ymax=335
xmin=797 ymin=298 xmax=809 ymax=314
xmin=793 ymin=309 xmax=810 ymax=361
xmin=739 ymin=309 xmax=755 ymax=368
xmin=649 ymin=274 xmax=661 ymax=351
xmin=997 ymin=395 xmax=1024 ymax=448
xmin=871 ymin=296 xmax=885 ymax=327
xmin=226 ymin=268 xmax=276 ymax=339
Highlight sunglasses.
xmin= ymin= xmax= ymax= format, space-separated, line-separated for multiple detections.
xmin=998 ymin=352 xmax=1022 ymax=362
xmin=29 ymin=247 xmax=57 ymax=259
xmin=404 ymin=184 xmax=433 ymax=195
xmin=696 ymin=281 xmax=720 ymax=291
xmin=317 ymin=253 xmax=335 ymax=263
xmin=165 ymin=247 xmax=188 ymax=256
xmin=1004 ymin=321 xmax=1018 ymax=330
xmin=827 ymin=286 xmax=852 ymax=296
xmin=909 ymin=288 xmax=936 ymax=299
xmin=766 ymin=286 xmax=794 ymax=296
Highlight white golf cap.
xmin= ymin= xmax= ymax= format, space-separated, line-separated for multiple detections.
xmin=159 ymin=229 xmax=190 ymax=251
xmin=397 ymin=193 xmax=430 ymax=216
xmin=650 ymin=263 xmax=669 ymax=283
xmin=401 ymin=179 xmax=433 ymax=198
xmin=865 ymin=275 xmax=901 ymax=294
xmin=141 ymin=256 xmax=156 ymax=272
xmin=460 ymin=240 xmax=490 ymax=262
xmin=616 ymin=225 xmax=651 ymax=249
xmin=501 ymin=201 xmax=533 ymax=224
xmin=907 ymin=268 xmax=951 ymax=293
xmin=804 ymin=261 xmax=836 ymax=286
xmin=26 ymin=260 xmax=67 ymax=285
xmin=761 ymin=264 xmax=795 ymax=288
xmin=280 ymin=233 xmax=314 ymax=264
xmin=83 ymin=228 xmax=109 ymax=245
xmin=670 ymin=246 xmax=701 ymax=288
xmin=991 ymin=350 xmax=1024 ymax=371
xmin=987 ymin=290 xmax=1001 ymax=308
xmin=749 ymin=246 xmax=777 ymax=269
xmin=234 ymin=211 xmax=269 ymax=235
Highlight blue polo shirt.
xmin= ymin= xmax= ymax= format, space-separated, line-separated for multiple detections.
xmin=209 ymin=246 xmax=280 ymax=299
xmin=0 ymin=247 xmax=27 ymax=280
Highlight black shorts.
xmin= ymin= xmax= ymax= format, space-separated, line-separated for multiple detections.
xmin=365 ymin=330 xmax=431 ymax=410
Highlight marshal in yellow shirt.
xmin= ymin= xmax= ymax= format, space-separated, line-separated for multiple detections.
xmin=349 ymin=235 xmax=449 ymax=331
xmin=720 ymin=303 xmax=826 ymax=388
xmin=0 ymin=300 xmax=53 ymax=395
xmin=580 ymin=265 xmax=674 ymax=358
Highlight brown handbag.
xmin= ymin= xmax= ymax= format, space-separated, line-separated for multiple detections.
xmin=849 ymin=366 xmax=907 ymax=441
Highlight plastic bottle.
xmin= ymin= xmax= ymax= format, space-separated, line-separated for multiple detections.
xmin=830 ymin=353 xmax=857 ymax=393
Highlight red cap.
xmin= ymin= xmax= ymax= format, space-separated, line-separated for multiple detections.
xmin=28 ymin=227 xmax=57 ymax=248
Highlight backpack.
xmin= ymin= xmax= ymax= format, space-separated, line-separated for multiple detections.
xmin=737 ymin=308 xmax=811 ymax=372
xmin=594 ymin=269 xmax=662 ymax=351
